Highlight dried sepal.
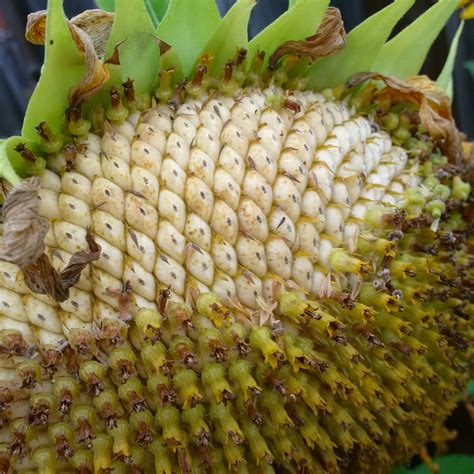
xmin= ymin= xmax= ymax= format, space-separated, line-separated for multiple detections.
xmin=0 ymin=177 xmax=49 ymax=267
xmin=22 ymin=228 xmax=101 ymax=302
xmin=346 ymin=72 xmax=463 ymax=164
xmin=269 ymin=7 xmax=347 ymax=69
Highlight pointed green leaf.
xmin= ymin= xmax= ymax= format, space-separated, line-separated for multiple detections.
xmin=373 ymin=0 xmax=458 ymax=79
xmin=437 ymin=20 xmax=464 ymax=98
xmin=201 ymin=0 xmax=256 ymax=76
xmin=95 ymin=0 xmax=115 ymax=11
xmin=248 ymin=0 xmax=329 ymax=68
xmin=157 ymin=0 xmax=221 ymax=75
xmin=307 ymin=0 xmax=415 ymax=89
xmin=0 ymin=138 xmax=22 ymax=185
xmin=22 ymin=0 xmax=84 ymax=141
xmin=105 ymin=0 xmax=160 ymax=94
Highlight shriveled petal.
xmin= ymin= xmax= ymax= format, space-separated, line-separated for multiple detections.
xmin=0 ymin=177 xmax=49 ymax=267
xmin=269 ymin=7 xmax=347 ymax=69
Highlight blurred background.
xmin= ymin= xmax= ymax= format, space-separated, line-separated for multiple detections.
xmin=0 ymin=0 xmax=473 ymax=471
xmin=0 ymin=0 xmax=473 ymax=139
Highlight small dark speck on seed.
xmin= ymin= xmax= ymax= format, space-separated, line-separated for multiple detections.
xmin=37 ymin=314 xmax=45 ymax=322
xmin=200 ymin=191 xmax=206 ymax=199
xmin=106 ymin=223 xmax=112 ymax=230
xmin=65 ymin=232 xmax=72 ymax=239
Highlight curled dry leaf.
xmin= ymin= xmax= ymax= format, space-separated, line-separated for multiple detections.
xmin=269 ymin=7 xmax=347 ymax=69
xmin=25 ymin=9 xmax=113 ymax=106
xmin=346 ymin=72 xmax=463 ymax=164
xmin=0 ymin=177 xmax=49 ymax=267
xmin=22 ymin=228 xmax=101 ymax=303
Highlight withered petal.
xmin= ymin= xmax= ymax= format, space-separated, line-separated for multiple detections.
xmin=346 ymin=72 xmax=463 ymax=164
xmin=269 ymin=7 xmax=347 ymax=69
xmin=0 ymin=177 xmax=49 ymax=267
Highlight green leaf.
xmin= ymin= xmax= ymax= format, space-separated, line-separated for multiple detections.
xmin=248 ymin=0 xmax=329 ymax=69
xmin=288 ymin=0 xmax=299 ymax=8
xmin=156 ymin=0 xmax=221 ymax=75
xmin=307 ymin=0 xmax=415 ymax=89
xmin=201 ymin=0 xmax=256 ymax=77
xmin=437 ymin=19 xmax=464 ymax=99
xmin=105 ymin=0 xmax=160 ymax=94
xmin=22 ymin=0 xmax=84 ymax=141
xmin=373 ymin=0 xmax=458 ymax=79
xmin=95 ymin=0 xmax=115 ymax=11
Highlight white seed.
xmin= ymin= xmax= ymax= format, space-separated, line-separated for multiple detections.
xmin=330 ymin=125 xmax=351 ymax=156
xmin=154 ymin=253 xmax=186 ymax=296
xmin=61 ymin=173 xmax=93 ymax=207
xmin=39 ymin=169 xmax=61 ymax=192
xmin=301 ymin=189 xmax=326 ymax=233
xmin=143 ymin=107 xmax=174 ymax=137
xmin=231 ymin=105 xmax=258 ymax=139
xmin=211 ymin=236 xmax=238 ymax=276
xmin=247 ymin=142 xmax=278 ymax=184
xmin=185 ymin=176 xmax=214 ymax=222
xmin=92 ymin=210 xmax=126 ymax=251
xmin=131 ymin=167 xmax=159 ymax=207
xmin=293 ymin=120 xmax=317 ymax=151
xmin=185 ymin=213 xmax=212 ymax=252
xmin=54 ymin=221 xmax=88 ymax=254
xmin=238 ymin=198 xmax=268 ymax=242
xmin=131 ymin=140 xmax=163 ymax=176
xmin=37 ymin=188 xmax=61 ymax=220
xmin=23 ymin=296 xmax=62 ymax=333
xmin=136 ymin=123 xmax=168 ymax=155
xmin=256 ymin=125 xmax=281 ymax=161
xmin=311 ymin=267 xmax=328 ymax=295
xmin=265 ymin=237 xmax=292 ymax=280
xmin=77 ymin=133 xmax=102 ymax=155
xmin=305 ymin=109 xmax=328 ymax=145
xmin=212 ymin=273 xmax=237 ymax=303
xmin=60 ymin=312 xmax=91 ymax=336
xmin=33 ymin=327 xmax=64 ymax=350
xmin=317 ymin=238 xmax=334 ymax=270
xmin=278 ymin=152 xmax=308 ymax=194
xmin=101 ymin=155 xmax=131 ymax=191
xmin=58 ymin=193 xmax=92 ymax=228
xmin=213 ymin=169 xmax=241 ymax=211
xmin=220 ymin=122 xmax=249 ymax=156
xmin=210 ymin=200 xmax=238 ymax=245
xmin=343 ymin=221 xmax=360 ymax=253
xmin=88 ymin=174 xmax=124 ymax=219
xmin=324 ymin=206 xmax=344 ymax=242
xmin=128 ymin=227 xmax=157 ymax=272
xmin=75 ymin=151 xmax=103 ymax=180
xmin=284 ymin=132 xmax=313 ymax=169
xmin=102 ymin=131 xmax=131 ymax=163
xmin=310 ymin=163 xmax=334 ymax=202
xmin=235 ymin=270 xmax=263 ymax=310
xmin=0 ymin=288 xmax=27 ymax=322
xmin=125 ymin=193 xmax=158 ymax=239
xmin=185 ymin=245 xmax=214 ymax=287
xmin=174 ymin=116 xmax=197 ymax=146
xmin=268 ymin=208 xmax=296 ymax=245
xmin=242 ymin=170 xmax=273 ymax=215
xmin=93 ymin=300 xmax=121 ymax=323
xmin=199 ymin=109 xmax=224 ymax=136
xmin=158 ymin=189 xmax=186 ymax=233
xmin=291 ymin=255 xmax=313 ymax=292
xmin=124 ymin=258 xmax=156 ymax=301
xmin=218 ymin=145 xmax=245 ymax=185
xmin=273 ymin=176 xmax=301 ymax=222
xmin=236 ymin=235 xmax=267 ymax=278
xmin=204 ymin=99 xmax=231 ymax=124
xmin=91 ymin=267 xmax=123 ymax=309
xmin=0 ymin=262 xmax=29 ymax=294
xmin=160 ymin=158 xmax=187 ymax=198
xmin=194 ymin=127 xmax=220 ymax=161
xmin=0 ymin=317 xmax=33 ymax=344
xmin=92 ymin=236 xmax=124 ymax=279
xmin=296 ymin=220 xmax=319 ymax=262
xmin=332 ymin=181 xmax=352 ymax=220
xmin=189 ymin=148 xmax=215 ymax=188
xmin=111 ymin=120 xmax=135 ymax=143
xmin=59 ymin=288 xmax=92 ymax=323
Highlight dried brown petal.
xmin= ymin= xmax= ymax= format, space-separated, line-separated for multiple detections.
xmin=346 ymin=72 xmax=463 ymax=164
xmin=0 ymin=177 xmax=49 ymax=267
xmin=25 ymin=9 xmax=112 ymax=106
xmin=269 ymin=7 xmax=347 ymax=69
xmin=22 ymin=229 xmax=101 ymax=303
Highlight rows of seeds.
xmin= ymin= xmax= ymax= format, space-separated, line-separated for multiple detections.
xmin=0 ymin=88 xmax=418 ymax=351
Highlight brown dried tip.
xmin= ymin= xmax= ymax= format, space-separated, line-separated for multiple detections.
xmin=64 ymin=144 xmax=77 ymax=172
xmin=346 ymin=72 xmax=463 ymax=164
xmin=269 ymin=7 xmax=347 ymax=69
xmin=14 ymin=143 xmax=37 ymax=163
xmin=22 ymin=228 xmax=101 ymax=303
xmin=122 ymin=78 xmax=135 ymax=103
xmin=191 ymin=65 xmax=208 ymax=87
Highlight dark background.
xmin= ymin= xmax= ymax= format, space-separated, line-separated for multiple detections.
xmin=0 ymin=0 xmax=473 ymax=139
